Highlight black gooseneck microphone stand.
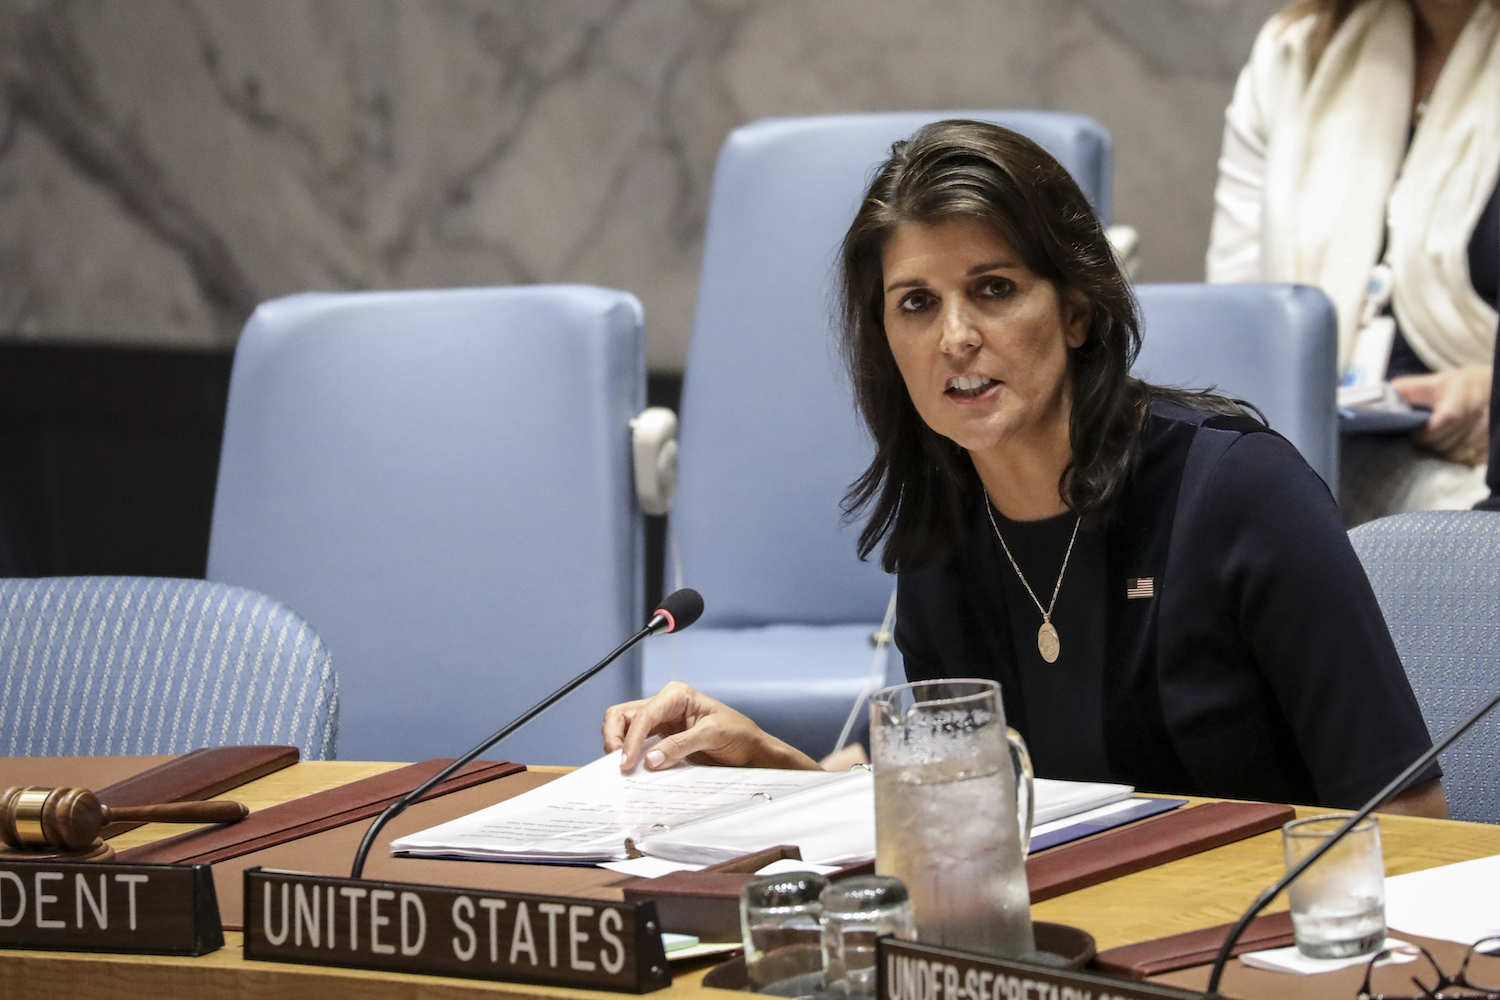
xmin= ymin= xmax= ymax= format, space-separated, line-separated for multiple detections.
xmin=349 ymin=588 xmax=704 ymax=879
xmin=1204 ymin=685 xmax=1500 ymax=996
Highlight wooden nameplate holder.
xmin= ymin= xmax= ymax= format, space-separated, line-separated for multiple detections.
xmin=1095 ymin=911 xmax=1296 ymax=980
xmin=622 ymin=846 xmax=872 ymax=942
xmin=0 ymin=857 xmax=222 ymax=956
xmin=0 ymin=748 xmax=301 ymax=958
xmin=243 ymin=867 xmax=671 ymax=993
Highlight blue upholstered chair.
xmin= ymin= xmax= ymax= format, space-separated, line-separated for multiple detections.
xmin=1133 ymin=283 xmax=1340 ymax=493
xmin=207 ymin=285 xmax=645 ymax=764
xmin=646 ymin=112 xmax=1113 ymax=757
xmin=0 ymin=576 xmax=337 ymax=759
xmin=1348 ymin=511 xmax=1500 ymax=824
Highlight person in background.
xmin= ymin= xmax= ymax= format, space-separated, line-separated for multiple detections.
xmin=605 ymin=120 xmax=1448 ymax=818
xmin=1207 ymin=0 xmax=1500 ymax=523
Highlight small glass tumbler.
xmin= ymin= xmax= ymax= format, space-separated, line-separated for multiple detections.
xmin=820 ymin=876 xmax=916 ymax=998
xmin=1282 ymin=815 xmax=1386 ymax=959
xmin=741 ymin=871 xmax=828 ymax=990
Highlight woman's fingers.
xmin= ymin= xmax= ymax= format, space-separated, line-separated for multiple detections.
xmin=601 ymin=698 xmax=647 ymax=753
xmin=616 ymin=682 xmax=703 ymax=770
xmin=647 ymin=721 xmax=731 ymax=769
xmin=602 ymin=683 xmax=823 ymax=772
xmin=644 ymin=714 xmax=764 ymax=769
xmin=1391 ymin=373 xmax=1440 ymax=409
xmin=1394 ymin=366 xmax=1492 ymax=465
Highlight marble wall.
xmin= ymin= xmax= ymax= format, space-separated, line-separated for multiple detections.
xmin=0 ymin=0 xmax=1282 ymax=371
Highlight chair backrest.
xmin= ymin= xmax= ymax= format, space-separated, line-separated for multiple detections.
xmin=673 ymin=112 xmax=1112 ymax=629
xmin=0 ymin=576 xmax=337 ymax=759
xmin=1348 ymin=511 xmax=1500 ymax=824
xmin=207 ymin=285 xmax=644 ymax=764
xmin=1133 ymin=283 xmax=1339 ymax=491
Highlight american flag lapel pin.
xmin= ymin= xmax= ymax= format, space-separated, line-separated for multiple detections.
xmin=1126 ymin=577 xmax=1155 ymax=600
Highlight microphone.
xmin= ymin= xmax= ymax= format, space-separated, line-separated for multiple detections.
xmin=647 ymin=587 xmax=703 ymax=635
xmin=1205 ymin=685 xmax=1500 ymax=996
xmin=349 ymin=588 xmax=705 ymax=878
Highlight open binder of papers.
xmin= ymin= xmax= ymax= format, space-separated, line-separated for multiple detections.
xmin=390 ymin=752 xmax=868 ymax=865
xmin=391 ymin=751 xmax=1143 ymax=866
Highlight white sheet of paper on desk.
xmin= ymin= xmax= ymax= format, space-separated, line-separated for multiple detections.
xmin=636 ymin=768 xmax=875 ymax=866
xmin=1032 ymin=777 xmax=1132 ymax=826
xmin=1029 ymin=796 xmax=1143 ymax=838
xmin=756 ymin=859 xmax=842 ymax=876
xmin=598 ymin=856 xmax=703 ymax=878
xmin=1239 ymin=938 xmax=1415 ymax=975
xmin=389 ymin=751 xmax=847 ymax=863
xmin=1385 ymin=853 xmax=1500 ymax=946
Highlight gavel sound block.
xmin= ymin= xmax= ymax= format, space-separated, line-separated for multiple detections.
xmin=0 ymin=786 xmax=249 ymax=861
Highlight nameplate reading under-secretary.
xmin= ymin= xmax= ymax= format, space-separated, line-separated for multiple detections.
xmin=0 ymin=859 xmax=222 ymax=955
xmin=878 ymin=937 xmax=1208 ymax=1000
xmin=243 ymin=868 xmax=672 ymax=993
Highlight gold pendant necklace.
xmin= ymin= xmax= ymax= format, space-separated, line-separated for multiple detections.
xmin=985 ymin=498 xmax=1081 ymax=665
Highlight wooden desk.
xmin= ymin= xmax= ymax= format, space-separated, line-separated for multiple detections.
xmin=2 ymin=762 xmax=1497 ymax=999
xmin=1032 ymin=797 xmax=1500 ymax=950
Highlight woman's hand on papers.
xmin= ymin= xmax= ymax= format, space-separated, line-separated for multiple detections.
xmin=603 ymin=682 xmax=822 ymax=772
xmin=1392 ymin=363 xmax=1492 ymax=465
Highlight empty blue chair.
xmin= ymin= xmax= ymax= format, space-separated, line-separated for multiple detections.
xmin=0 ymin=576 xmax=337 ymax=759
xmin=1348 ymin=511 xmax=1500 ymax=824
xmin=648 ymin=113 xmax=1113 ymax=757
xmin=1133 ymin=283 xmax=1339 ymax=493
xmin=208 ymin=286 xmax=644 ymax=764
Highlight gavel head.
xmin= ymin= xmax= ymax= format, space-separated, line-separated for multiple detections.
xmin=0 ymin=786 xmax=105 ymax=851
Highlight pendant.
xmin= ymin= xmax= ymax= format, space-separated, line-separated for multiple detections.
xmin=1037 ymin=621 xmax=1060 ymax=663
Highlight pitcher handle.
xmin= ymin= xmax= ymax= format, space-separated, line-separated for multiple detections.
xmin=1006 ymin=726 xmax=1035 ymax=855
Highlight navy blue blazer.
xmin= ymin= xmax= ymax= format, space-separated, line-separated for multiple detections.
xmin=895 ymin=401 xmax=1439 ymax=809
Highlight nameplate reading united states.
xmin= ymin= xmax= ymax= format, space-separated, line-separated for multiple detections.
xmin=878 ymin=937 xmax=1208 ymax=1000
xmin=243 ymin=868 xmax=672 ymax=992
xmin=0 ymin=859 xmax=222 ymax=956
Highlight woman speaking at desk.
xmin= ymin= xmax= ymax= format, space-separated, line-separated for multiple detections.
xmin=602 ymin=120 xmax=1448 ymax=818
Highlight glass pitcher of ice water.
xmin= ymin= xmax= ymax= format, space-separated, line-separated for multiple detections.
xmin=870 ymin=679 xmax=1035 ymax=960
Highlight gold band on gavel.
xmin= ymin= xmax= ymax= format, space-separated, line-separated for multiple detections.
xmin=13 ymin=787 xmax=54 ymax=847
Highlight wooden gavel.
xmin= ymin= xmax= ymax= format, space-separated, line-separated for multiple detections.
xmin=0 ymin=786 xmax=249 ymax=852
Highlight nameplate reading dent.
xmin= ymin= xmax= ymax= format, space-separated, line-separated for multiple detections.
xmin=877 ymin=938 xmax=1207 ymax=1000
xmin=0 ymin=859 xmax=222 ymax=956
xmin=244 ymin=868 xmax=672 ymax=993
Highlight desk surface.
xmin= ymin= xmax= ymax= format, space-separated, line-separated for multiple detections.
xmin=3 ymin=760 xmax=1498 ymax=1000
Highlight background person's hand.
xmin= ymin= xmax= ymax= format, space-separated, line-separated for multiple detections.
xmin=602 ymin=681 xmax=821 ymax=771
xmin=1391 ymin=364 xmax=1492 ymax=466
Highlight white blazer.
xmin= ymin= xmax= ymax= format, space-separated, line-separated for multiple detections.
xmin=1207 ymin=0 xmax=1500 ymax=372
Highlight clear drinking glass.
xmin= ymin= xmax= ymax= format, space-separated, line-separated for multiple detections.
xmin=820 ymin=876 xmax=916 ymax=998
xmin=1282 ymin=815 xmax=1386 ymax=959
xmin=870 ymin=679 xmax=1036 ymax=960
xmin=740 ymin=870 xmax=828 ymax=990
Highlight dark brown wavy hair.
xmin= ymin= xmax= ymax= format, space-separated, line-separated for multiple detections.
xmin=1281 ymin=0 xmax=1498 ymax=76
xmin=838 ymin=119 xmax=1242 ymax=573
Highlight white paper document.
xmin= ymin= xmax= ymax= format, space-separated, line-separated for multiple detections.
xmin=1239 ymin=939 xmax=1415 ymax=976
xmin=1385 ymin=853 xmax=1500 ymax=946
xmin=392 ymin=751 xmax=1136 ymax=868
xmin=390 ymin=752 xmax=854 ymax=863
xmin=1032 ymin=777 xmax=1133 ymax=826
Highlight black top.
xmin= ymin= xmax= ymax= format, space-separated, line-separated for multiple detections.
xmin=896 ymin=402 xmax=1440 ymax=809
xmin=985 ymin=508 xmax=1109 ymax=781
xmin=1477 ymin=176 xmax=1500 ymax=508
